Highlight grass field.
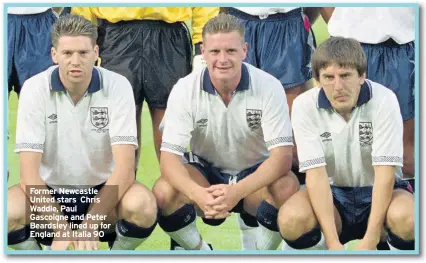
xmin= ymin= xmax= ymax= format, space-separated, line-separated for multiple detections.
xmin=6 ymin=18 xmax=333 ymax=251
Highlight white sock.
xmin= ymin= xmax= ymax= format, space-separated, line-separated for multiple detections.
xmin=44 ymin=245 xmax=52 ymax=250
xmin=110 ymin=225 xmax=147 ymax=250
xmin=172 ymin=239 xmax=210 ymax=250
xmin=9 ymin=237 xmax=41 ymax=250
xmin=237 ymin=215 xmax=257 ymax=250
xmin=199 ymin=239 xmax=212 ymax=250
xmin=256 ymin=224 xmax=282 ymax=250
xmin=166 ymin=220 xmax=210 ymax=250
xmin=282 ymin=232 xmax=327 ymax=250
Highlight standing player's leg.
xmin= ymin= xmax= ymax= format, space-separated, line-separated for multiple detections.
xmin=142 ymin=21 xmax=192 ymax=162
xmin=7 ymin=13 xmax=17 ymax=98
xmin=141 ymin=21 xmax=192 ymax=250
xmin=361 ymin=40 xmax=415 ymax=178
xmin=96 ymin=20 xmax=145 ymax=175
xmin=149 ymin=107 xmax=165 ymax=161
xmin=14 ymin=10 xmax=56 ymax=97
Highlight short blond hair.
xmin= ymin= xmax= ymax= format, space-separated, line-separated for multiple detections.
xmin=51 ymin=14 xmax=97 ymax=48
xmin=202 ymin=14 xmax=245 ymax=43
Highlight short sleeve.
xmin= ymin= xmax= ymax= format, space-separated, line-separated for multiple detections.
xmin=160 ymin=80 xmax=194 ymax=156
xmin=108 ymin=74 xmax=138 ymax=148
xmin=15 ymin=79 xmax=46 ymax=153
xmin=291 ymin=94 xmax=327 ymax=172
xmin=371 ymin=90 xmax=403 ymax=167
xmin=261 ymin=78 xmax=294 ymax=150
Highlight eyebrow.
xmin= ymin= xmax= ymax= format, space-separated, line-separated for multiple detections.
xmin=60 ymin=49 xmax=91 ymax=53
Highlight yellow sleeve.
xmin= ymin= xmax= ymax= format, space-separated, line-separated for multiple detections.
xmin=191 ymin=7 xmax=219 ymax=45
xmin=71 ymin=7 xmax=97 ymax=24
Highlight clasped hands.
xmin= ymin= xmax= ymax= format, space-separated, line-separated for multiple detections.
xmin=192 ymin=184 xmax=240 ymax=219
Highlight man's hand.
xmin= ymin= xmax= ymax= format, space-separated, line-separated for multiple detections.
xmin=192 ymin=55 xmax=206 ymax=72
xmin=51 ymin=239 xmax=72 ymax=250
xmin=72 ymin=239 xmax=99 ymax=251
xmin=327 ymin=241 xmax=345 ymax=250
xmin=51 ymin=228 xmax=100 ymax=250
xmin=204 ymin=184 xmax=240 ymax=219
xmin=353 ymin=237 xmax=378 ymax=250
xmin=190 ymin=187 xmax=220 ymax=214
xmin=190 ymin=186 xmax=231 ymax=219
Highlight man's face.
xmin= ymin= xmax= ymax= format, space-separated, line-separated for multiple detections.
xmin=51 ymin=35 xmax=99 ymax=86
xmin=201 ymin=31 xmax=247 ymax=83
xmin=318 ymin=63 xmax=365 ymax=114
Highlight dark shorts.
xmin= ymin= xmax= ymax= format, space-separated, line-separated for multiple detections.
xmin=361 ymin=39 xmax=415 ymax=120
xmin=35 ymin=183 xmax=115 ymax=246
xmin=405 ymin=178 xmax=415 ymax=193
xmin=291 ymin=165 xmax=306 ymax=185
xmin=8 ymin=10 xmax=56 ymax=94
xmin=97 ymin=19 xmax=192 ymax=108
xmin=183 ymin=152 xmax=262 ymax=213
xmin=332 ymin=179 xmax=413 ymax=244
xmin=229 ymin=8 xmax=316 ymax=89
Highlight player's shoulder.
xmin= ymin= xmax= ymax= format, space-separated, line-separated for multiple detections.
xmin=170 ymin=68 xmax=205 ymax=97
xmin=21 ymin=65 xmax=57 ymax=95
xmin=95 ymin=66 xmax=130 ymax=87
xmin=366 ymin=79 xmax=398 ymax=103
xmin=293 ymin=87 xmax=321 ymax=109
xmin=244 ymin=63 xmax=283 ymax=92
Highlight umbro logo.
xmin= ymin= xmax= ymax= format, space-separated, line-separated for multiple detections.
xmin=320 ymin=132 xmax=331 ymax=138
xmin=48 ymin=114 xmax=57 ymax=124
xmin=320 ymin=132 xmax=332 ymax=142
xmin=197 ymin=118 xmax=208 ymax=127
xmin=183 ymin=214 xmax=191 ymax=223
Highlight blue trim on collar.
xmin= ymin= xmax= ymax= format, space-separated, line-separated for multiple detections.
xmin=317 ymin=80 xmax=372 ymax=109
xmin=202 ymin=64 xmax=249 ymax=94
xmin=50 ymin=67 xmax=101 ymax=93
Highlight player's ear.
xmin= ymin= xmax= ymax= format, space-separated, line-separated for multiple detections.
xmin=359 ymin=72 xmax=366 ymax=85
xmin=51 ymin=47 xmax=58 ymax=64
xmin=241 ymin=42 xmax=248 ymax=60
xmin=94 ymin=45 xmax=99 ymax=62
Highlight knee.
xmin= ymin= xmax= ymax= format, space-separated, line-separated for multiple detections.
xmin=121 ymin=187 xmax=157 ymax=227
xmin=387 ymin=206 xmax=414 ymax=238
xmin=152 ymin=178 xmax=177 ymax=210
xmin=278 ymin=206 xmax=314 ymax=239
xmin=268 ymin=172 xmax=300 ymax=205
xmin=8 ymin=185 xmax=27 ymax=232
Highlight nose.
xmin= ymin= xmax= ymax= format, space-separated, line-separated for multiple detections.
xmin=218 ymin=51 xmax=228 ymax=63
xmin=333 ymin=76 xmax=344 ymax=91
xmin=70 ymin=52 xmax=80 ymax=65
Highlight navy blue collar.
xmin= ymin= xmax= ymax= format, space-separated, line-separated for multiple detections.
xmin=50 ymin=67 xmax=101 ymax=93
xmin=317 ymin=80 xmax=372 ymax=109
xmin=202 ymin=64 xmax=250 ymax=94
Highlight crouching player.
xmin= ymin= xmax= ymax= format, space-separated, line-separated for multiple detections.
xmin=153 ymin=14 xmax=299 ymax=250
xmin=7 ymin=15 xmax=157 ymax=250
xmin=278 ymin=37 xmax=415 ymax=250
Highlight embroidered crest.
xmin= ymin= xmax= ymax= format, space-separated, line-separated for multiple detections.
xmin=246 ymin=109 xmax=262 ymax=131
xmin=359 ymin=122 xmax=373 ymax=146
xmin=90 ymin=107 xmax=109 ymax=129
